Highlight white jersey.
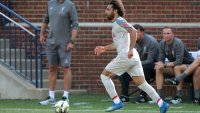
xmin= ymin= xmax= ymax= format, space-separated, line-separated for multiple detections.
xmin=112 ymin=17 xmax=133 ymax=55
xmin=105 ymin=17 xmax=143 ymax=76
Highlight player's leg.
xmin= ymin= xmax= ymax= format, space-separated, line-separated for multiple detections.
xmin=134 ymin=64 xmax=154 ymax=103
xmin=155 ymin=66 xmax=165 ymax=97
xmin=40 ymin=44 xmax=58 ymax=105
xmin=102 ymin=57 xmax=132 ymax=112
xmin=176 ymin=57 xmax=200 ymax=81
xmin=167 ymin=57 xmax=200 ymax=85
xmin=128 ymin=61 xmax=169 ymax=113
xmin=156 ymin=67 xmax=174 ymax=98
xmin=62 ymin=67 xmax=71 ymax=102
xmin=101 ymin=69 xmax=124 ymax=112
xmin=193 ymin=67 xmax=200 ymax=104
xmin=132 ymin=76 xmax=169 ymax=113
xmin=48 ymin=64 xmax=58 ymax=98
xmin=170 ymin=65 xmax=187 ymax=104
xmin=118 ymin=72 xmax=131 ymax=102
xmin=59 ymin=45 xmax=72 ymax=102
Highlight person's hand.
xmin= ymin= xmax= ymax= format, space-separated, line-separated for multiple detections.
xmin=128 ymin=49 xmax=133 ymax=59
xmin=154 ymin=61 xmax=164 ymax=70
xmin=40 ymin=34 xmax=46 ymax=45
xmin=94 ymin=46 xmax=105 ymax=55
xmin=67 ymin=42 xmax=74 ymax=51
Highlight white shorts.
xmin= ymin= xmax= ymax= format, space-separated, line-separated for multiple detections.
xmin=105 ymin=49 xmax=144 ymax=77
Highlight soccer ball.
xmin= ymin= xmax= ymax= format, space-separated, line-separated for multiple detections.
xmin=55 ymin=100 xmax=69 ymax=113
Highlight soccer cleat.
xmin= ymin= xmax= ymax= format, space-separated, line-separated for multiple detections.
xmin=160 ymin=102 xmax=169 ymax=113
xmin=166 ymin=78 xmax=179 ymax=85
xmin=62 ymin=96 xmax=69 ymax=103
xmin=120 ymin=95 xmax=129 ymax=102
xmin=39 ymin=96 xmax=56 ymax=105
xmin=105 ymin=101 xmax=124 ymax=112
xmin=170 ymin=96 xmax=182 ymax=104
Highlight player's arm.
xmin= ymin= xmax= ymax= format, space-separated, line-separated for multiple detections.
xmin=104 ymin=43 xmax=116 ymax=51
xmin=116 ymin=18 xmax=137 ymax=58
xmin=40 ymin=7 xmax=49 ymax=45
xmin=69 ymin=3 xmax=79 ymax=43
xmin=95 ymin=43 xmax=116 ymax=55
xmin=127 ymin=27 xmax=137 ymax=58
xmin=67 ymin=3 xmax=79 ymax=50
xmin=128 ymin=27 xmax=137 ymax=51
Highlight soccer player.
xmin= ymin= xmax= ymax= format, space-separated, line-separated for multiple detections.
xmin=119 ymin=24 xmax=159 ymax=103
xmin=94 ymin=0 xmax=169 ymax=112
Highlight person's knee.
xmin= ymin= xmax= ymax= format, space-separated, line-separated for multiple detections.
xmin=132 ymin=76 xmax=145 ymax=86
xmin=100 ymin=74 xmax=110 ymax=81
xmin=174 ymin=65 xmax=186 ymax=74
xmin=155 ymin=69 xmax=163 ymax=76
xmin=195 ymin=57 xmax=200 ymax=65
xmin=192 ymin=66 xmax=200 ymax=80
xmin=197 ymin=67 xmax=200 ymax=71
xmin=49 ymin=65 xmax=57 ymax=72
xmin=102 ymin=69 xmax=113 ymax=78
xmin=174 ymin=65 xmax=183 ymax=71
xmin=63 ymin=67 xmax=71 ymax=73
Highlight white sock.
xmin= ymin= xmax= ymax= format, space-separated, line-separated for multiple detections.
xmin=157 ymin=99 xmax=164 ymax=107
xmin=113 ymin=96 xmax=121 ymax=104
xmin=100 ymin=74 xmax=120 ymax=104
xmin=138 ymin=81 xmax=163 ymax=107
xmin=49 ymin=91 xmax=55 ymax=99
xmin=63 ymin=91 xmax=69 ymax=98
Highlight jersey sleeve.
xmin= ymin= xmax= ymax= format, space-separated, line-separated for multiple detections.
xmin=43 ymin=4 xmax=49 ymax=24
xmin=115 ymin=17 xmax=133 ymax=31
xmin=70 ymin=3 xmax=79 ymax=30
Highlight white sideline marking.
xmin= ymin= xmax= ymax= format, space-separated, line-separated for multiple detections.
xmin=0 ymin=108 xmax=200 ymax=113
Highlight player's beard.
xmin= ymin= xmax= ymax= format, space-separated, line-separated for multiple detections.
xmin=106 ymin=12 xmax=114 ymax=20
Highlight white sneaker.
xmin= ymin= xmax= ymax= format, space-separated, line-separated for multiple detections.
xmin=148 ymin=100 xmax=156 ymax=104
xmin=170 ymin=97 xmax=182 ymax=104
xmin=39 ymin=96 xmax=56 ymax=105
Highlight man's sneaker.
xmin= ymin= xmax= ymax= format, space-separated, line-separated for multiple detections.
xmin=134 ymin=95 xmax=147 ymax=104
xmin=170 ymin=96 xmax=182 ymax=104
xmin=105 ymin=101 xmax=124 ymax=112
xmin=166 ymin=78 xmax=179 ymax=85
xmin=120 ymin=95 xmax=129 ymax=102
xmin=193 ymin=97 xmax=200 ymax=104
xmin=62 ymin=96 xmax=69 ymax=103
xmin=148 ymin=100 xmax=156 ymax=104
xmin=160 ymin=102 xmax=169 ymax=113
xmin=39 ymin=96 xmax=56 ymax=105
xmin=164 ymin=96 xmax=173 ymax=102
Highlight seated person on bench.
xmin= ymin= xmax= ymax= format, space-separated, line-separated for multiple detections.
xmin=167 ymin=38 xmax=200 ymax=104
xmin=118 ymin=24 xmax=159 ymax=103
xmin=153 ymin=26 xmax=194 ymax=104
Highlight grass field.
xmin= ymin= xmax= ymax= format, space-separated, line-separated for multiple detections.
xmin=0 ymin=94 xmax=200 ymax=113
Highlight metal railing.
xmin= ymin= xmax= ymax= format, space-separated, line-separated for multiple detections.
xmin=0 ymin=3 xmax=43 ymax=88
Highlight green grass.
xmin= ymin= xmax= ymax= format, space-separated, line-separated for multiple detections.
xmin=0 ymin=94 xmax=200 ymax=113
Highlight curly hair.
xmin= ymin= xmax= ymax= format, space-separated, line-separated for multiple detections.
xmin=109 ymin=0 xmax=125 ymax=17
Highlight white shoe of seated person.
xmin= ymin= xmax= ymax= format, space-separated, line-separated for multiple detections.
xmin=148 ymin=100 xmax=156 ymax=104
